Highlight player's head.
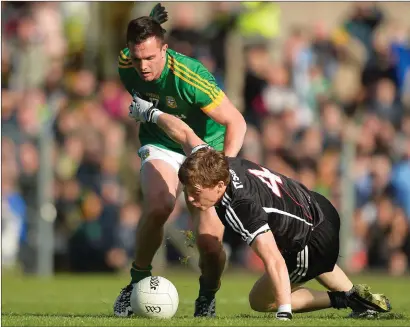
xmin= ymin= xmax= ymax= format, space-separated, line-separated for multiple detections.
xmin=178 ymin=148 xmax=230 ymax=211
xmin=126 ymin=16 xmax=168 ymax=82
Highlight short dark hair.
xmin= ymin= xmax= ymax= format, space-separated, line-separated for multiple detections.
xmin=126 ymin=16 xmax=166 ymax=45
xmin=178 ymin=148 xmax=230 ymax=188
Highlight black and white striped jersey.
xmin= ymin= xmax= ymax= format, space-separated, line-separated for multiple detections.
xmin=215 ymin=157 xmax=325 ymax=252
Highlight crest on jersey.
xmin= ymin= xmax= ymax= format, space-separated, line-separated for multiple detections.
xmin=166 ymin=96 xmax=177 ymax=109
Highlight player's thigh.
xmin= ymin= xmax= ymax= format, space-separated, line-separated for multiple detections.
xmin=139 ymin=145 xmax=185 ymax=214
xmin=249 ymin=273 xmax=303 ymax=309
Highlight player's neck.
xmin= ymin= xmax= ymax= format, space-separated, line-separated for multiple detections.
xmin=154 ymin=53 xmax=167 ymax=80
xmin=216 ymin=185 xmax=228 ymax=206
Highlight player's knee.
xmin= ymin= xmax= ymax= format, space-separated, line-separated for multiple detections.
xmin=196 ymin=234 xmax=224 ymax=257
xmin=249 ymin=287 xmax=276 ymax=312
xmin=248 ymin=294 xmax=275 ymax=312
xmin=143 ymin=193 xmax=175 ymax=224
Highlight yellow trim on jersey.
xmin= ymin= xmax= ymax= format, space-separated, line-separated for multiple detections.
xmin=169 ymin=56 xmax=220 ymax=99
xmin=118 ymin=58 xmax=131 ymax=66
xmin=120 ymin=50 xmax=130 ymax=61
xmin=201 ymin=91 xmax=224 ymax=113
xmin=168 ymin=62 xmax=216 ymax=101
xmin=118 ymin=64 xmax=133 ymax=69
xmin=170 ymin=56 xmax=215 ymax=89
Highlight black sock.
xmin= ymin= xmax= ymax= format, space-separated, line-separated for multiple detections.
xmin=130 ymin=262 xmax=152 ymax=284
xmin=328 ymin=291 xmax=349 ymax=309
xmin=198 ymin=276 xmax=220 ymax=297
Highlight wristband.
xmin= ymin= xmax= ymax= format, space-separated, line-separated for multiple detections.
xmin=277 ymin=304 xmax=292 ymax=313
xmin=191 ymin=144 xmax=212 ymax=154
xmin=276 ymin=311 xmax=293 ymax=320
xmin=276 ymin=304 xmax=292 ymax=320
xmin=147 ymin=108 xmax=164 ymax=124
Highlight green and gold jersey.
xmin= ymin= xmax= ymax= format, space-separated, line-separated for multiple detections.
xmin=118 ymin=48 xmax=226 ymax=155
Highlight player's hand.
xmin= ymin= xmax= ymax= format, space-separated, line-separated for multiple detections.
xmin=150 ymin=3 xmax=168 ymax=24
xmin=128 ymin=95 xmax=162 ymax=123
xmin=275 ymin=311 xmax=293 ymax=321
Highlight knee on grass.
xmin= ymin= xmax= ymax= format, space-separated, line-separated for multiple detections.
xmin=248 ymin=291 xmax=276 ymax=312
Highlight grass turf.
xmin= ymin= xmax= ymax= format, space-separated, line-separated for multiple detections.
xmin=2 ymin=268 xmax=409 ymax=326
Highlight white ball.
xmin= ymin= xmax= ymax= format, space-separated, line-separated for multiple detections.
xmin=131 ymin=276 xmax=179 ymax=319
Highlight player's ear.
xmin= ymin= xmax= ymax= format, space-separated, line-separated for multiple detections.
xmin=161 ymin=43 xmax=168 ymax=57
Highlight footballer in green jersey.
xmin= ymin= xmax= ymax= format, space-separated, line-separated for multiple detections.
xmin=119 ymin=47 xmax=226 ymax=155
xmin=114 ymin=4 xmax=247 ymax=319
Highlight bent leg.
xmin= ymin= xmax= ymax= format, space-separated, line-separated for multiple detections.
xmin=249 ymin=273 xmax=332 ymax=313
xmin=315 ymin=264 xmax=353 ymax=292
xmin=191 ymin=205 xmax=226 ymax=292
xmin=133 ymin=160 xmax=180 ymax=275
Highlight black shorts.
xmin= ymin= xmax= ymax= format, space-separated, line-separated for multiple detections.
xmin=282 ymin=191 xmax=341 ymax=284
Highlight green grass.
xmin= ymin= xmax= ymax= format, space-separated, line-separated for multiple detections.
xmin=2 ymin=268 xmax=410 ymax=326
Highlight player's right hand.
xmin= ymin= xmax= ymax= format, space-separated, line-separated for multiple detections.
xmin=129 ymin=95 xmax=162 ymax=124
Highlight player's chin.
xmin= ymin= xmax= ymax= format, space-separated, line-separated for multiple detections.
xmin=140 ymin=73 xmax=154 ymax=81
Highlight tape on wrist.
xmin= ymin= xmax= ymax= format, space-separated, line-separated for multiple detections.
xmin=150 ymin=109 xmax=163 ymax=124
xmin=277 ymin=304 xmax=292 ymax=314
xmin=191 ymin=144 xmax=211 ymax=154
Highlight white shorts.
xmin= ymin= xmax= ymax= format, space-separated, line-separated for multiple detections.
xmin=138 ymin=144 xmax=186 ymax=173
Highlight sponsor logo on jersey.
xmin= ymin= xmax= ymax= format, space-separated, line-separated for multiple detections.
xmin=229 ymin=169 xmax=243 ymax=189
xmin=139 ymin=148 xmax=150 ymax=161
xmin=166 ymin=96 xmax=177 ymax=108
xmin=146 ymin=93 xmax=159 ymax=99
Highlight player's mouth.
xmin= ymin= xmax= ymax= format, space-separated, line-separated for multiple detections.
xmin=141 ymin=71 xmax=151 ymax=78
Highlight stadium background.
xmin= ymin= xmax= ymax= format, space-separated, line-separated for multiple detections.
xmin=2 ymin=1 xmax=410 ymax=280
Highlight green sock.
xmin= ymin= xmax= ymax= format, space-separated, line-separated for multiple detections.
xmin=130 ymin=262 xmax=152 ymax=284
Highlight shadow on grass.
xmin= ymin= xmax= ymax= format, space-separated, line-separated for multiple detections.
xmin=2 ymin=312 xmax=117 ymax=319
xmin=234 ymin=313 xmax=408 ymax=320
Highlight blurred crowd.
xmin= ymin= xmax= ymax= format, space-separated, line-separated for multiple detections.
xmin=2 ymin=2 xmax=410 ymax=276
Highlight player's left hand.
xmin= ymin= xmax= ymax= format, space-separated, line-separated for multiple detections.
xmin=150 ymin=3 xmax=168 ymax=24
xmin=129 ymin=95 xmax=163 ymax=123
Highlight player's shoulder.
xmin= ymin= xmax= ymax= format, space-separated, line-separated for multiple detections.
xmin=167 ymin=49 xmax=205 ymax=71
xmin=118 ymin=47 xmax=133 ymax=70
xmin=167 ymin=48 xmax=216 ymax=82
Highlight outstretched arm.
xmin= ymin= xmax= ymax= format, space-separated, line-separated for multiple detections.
xmin=251 ymin=231 xmax=293 ymax=320
xmin=156 ymin=112 xmax=206 ymax=155
xmin=128 ymin=95 xmax=207 ymax=155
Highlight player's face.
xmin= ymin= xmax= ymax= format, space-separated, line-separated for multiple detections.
xmin=128 ymin=37 xmax=168 ymax=82
xmin=185 ymin=182 xmax=226 ymax=211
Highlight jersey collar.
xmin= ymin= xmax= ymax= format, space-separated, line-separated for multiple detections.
xmin=215 ymin=182 xmax=231 ymax=208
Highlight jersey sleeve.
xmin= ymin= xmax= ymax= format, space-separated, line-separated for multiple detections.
xmin=226 ymin=199 xmax=271 ymax=246
xmin=175 ymin=59 xmax=225 ymax=114
xmin=193 ymin=65 xmax=225 ymax=113
xmin=118 ymin=49 xmax=134 ymax=95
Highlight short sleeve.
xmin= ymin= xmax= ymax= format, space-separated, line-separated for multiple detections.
xmin=224 ymin=199 xmax=271 ymax=246
xmin=118 ymin=49 xmax=134 ymax=95
xmin=192 ymin=65 xmax=225 ymax=113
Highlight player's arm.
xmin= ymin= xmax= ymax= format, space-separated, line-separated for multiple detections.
xmin=251 ymin=232 xmax=292 ymax=319
xmin=228 ymin=200 xmax=292 ymax=319
xmin=203 ymin=95 xmax=247 ymax=157
xmin=189 ymin=66 xmax=246 ymax=157
xmin=128 ymin=94 xmax=207 ymax=155
xmin=156 ymin=112 xmax=206 ymax=155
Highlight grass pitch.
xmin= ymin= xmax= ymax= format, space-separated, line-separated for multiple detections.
xmin=2 ymin=268 xmax=409 ymax=326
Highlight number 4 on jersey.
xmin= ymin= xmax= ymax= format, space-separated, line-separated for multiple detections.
xmin=248 ymin=167 xmax=283 ymax=197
